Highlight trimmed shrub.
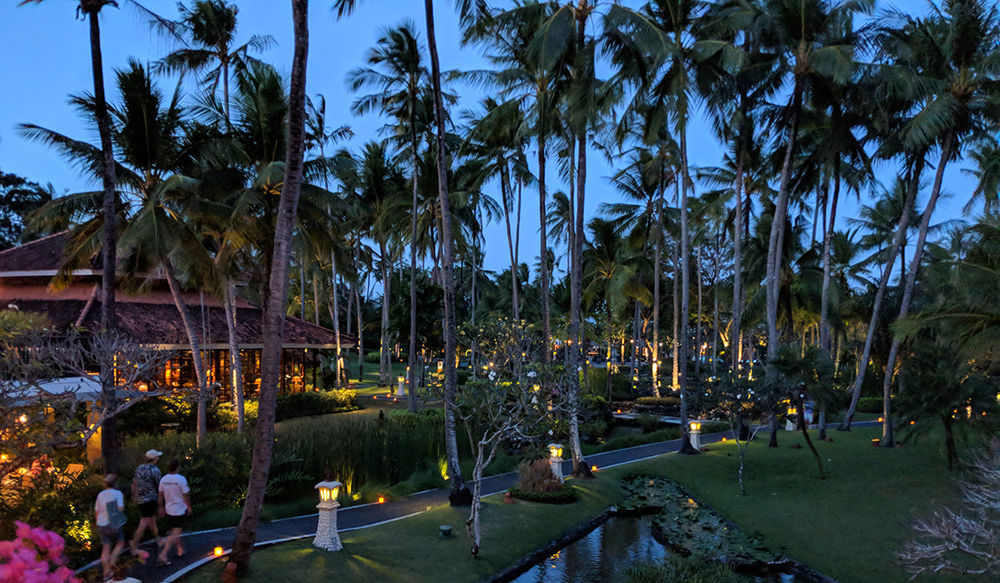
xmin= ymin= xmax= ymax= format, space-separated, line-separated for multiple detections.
xmin=635 ymin=396 xmax=681 ymax=408
xmin=509 ymin=484 xmax=579 ymax=504
xmin=274 ymin=389 xmax=359 ymax=422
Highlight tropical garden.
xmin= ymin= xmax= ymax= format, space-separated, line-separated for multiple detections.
xmin=2 ymin=0 xmax=1000 ymax=581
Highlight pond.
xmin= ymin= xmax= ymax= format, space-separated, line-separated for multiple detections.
xmin=511 ymin=515 xmax=796 ymax=583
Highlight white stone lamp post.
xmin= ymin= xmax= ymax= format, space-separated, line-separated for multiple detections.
xmin=548 ymin=443 xmax=565 ymax=482
xmin=689 ymin=421 xmax=702 ymax=450
xmin=314 ymin=481 xmax=343 ymax=551
xmin=396 ymin=376 xmax=407 ymax=397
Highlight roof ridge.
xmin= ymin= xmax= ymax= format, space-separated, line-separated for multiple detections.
xmin=0 ymin=230 xmax=70 ymax=257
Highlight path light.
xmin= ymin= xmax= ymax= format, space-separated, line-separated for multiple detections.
xmin=213 ymin=546 xmax=224 ymax=557
xmin=313 ymin=481 xmax=343 ymax=552
xmin=690 ymin=421 xmax=702 ymax=450
xmin=548 ymin=443 xmax=564 ymax=482
xmin=396 ymin=376 xmax=406 ymax=397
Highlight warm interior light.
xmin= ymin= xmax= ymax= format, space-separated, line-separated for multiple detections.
xmin=213 ymin=547 xmax=224 ymax=557
xmin=17 ymin=414 xmax=27 ymax=424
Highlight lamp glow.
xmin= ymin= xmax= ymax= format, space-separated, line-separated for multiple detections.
xmin=213 ymin=546 xmax=224 ymax=557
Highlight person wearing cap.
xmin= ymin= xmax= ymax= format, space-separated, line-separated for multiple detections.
xmin=129 ymin=449 xmax=163 ymax=556
xmin=95 ymin=473 xmax=126 ymax=580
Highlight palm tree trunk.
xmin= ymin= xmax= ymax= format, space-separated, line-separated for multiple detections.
xmin=83 ymin=2 xmax=121 ymax=474
xmin=224 ymin=279 xmax=245 ymax=433
xmin=356 ymin=279 xmax=364 ymax=381
xmin=407 ymin=120 xmax=420 ymax=413
xmin=229 ymin=1 xmax=308 ymax=571
xmin=694 ymin=245 xmax=703 ymax=378
xmin=568 ymin=123 xmax=590 ymax=477
xmin=312 ymin=271 xmax=320 ymax=325
xmin=840 ymin=157 xmax=924 ymax=430
xmin=164 ymin=260 xmax=209 ymax=446
xmin=651 ymin=174 xmax=663 ymax=398
xmin=300 ymin=263 xmax=306 ymax=321
xmin=819 ymin=166 xmax=840 ymax=354
xmin=712 ymin=256 xmax=719 ymax=376
xmin=537 ymin=82 xmax=551 ymax=364
xmin=631 ymin=300 xmax=641 ymax=390
xmin=678 ymin=126 xmax=696 ymax=455
xmin=766 ymin=80 xmax=802 ymax=371
xmin=879 ymin=133 xmax=954 ymax=447
xmin=731 ymin=145 xmax=745 ymax=375
xmin=501 ymin=167 xmax=520 ymax=321
xmin=423 ymin=0 xmax=470 ymax=505
xmin=331 ymin=252 xmax=343 ymax=390
xmin=379 ymin=244 xmax=390 ymax=387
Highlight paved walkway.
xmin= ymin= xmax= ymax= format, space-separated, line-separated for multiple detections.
xmin=97 ymin=423 xmax=875 ymax=582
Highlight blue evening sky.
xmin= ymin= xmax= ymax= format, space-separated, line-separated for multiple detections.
xmin=0 ymin=1 xmax=974 ymax=278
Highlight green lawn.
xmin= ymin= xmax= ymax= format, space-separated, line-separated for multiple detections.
xmin=183 ymin=426 xmax=977 ymax=583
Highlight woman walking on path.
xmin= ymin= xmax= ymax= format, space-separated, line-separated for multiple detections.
xmin=157 ymin=459 xmax=191 ymax=566
xmin=130 ymin=449 xmax=162 ymax=555
xmin=95 ymin=473 xmax=126 ymax=580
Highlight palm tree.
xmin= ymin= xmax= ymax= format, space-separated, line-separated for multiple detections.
xmin=21 ymin=60 xmax=223 ymax=445
xmin=465 ymin=0 xmax=563 ymax=364
xmin=349 ymin=20 xmax=429 ymax=411
xmin=875 ymin=0 xmax=1000 ymax=446
xmin=752 ymin=0 xmax=869 ymax=382
xmin=153 ymin=0 xmax=274 ymax=126
xmin=229 ymin=0 xmax=309 ymax=574
xmin=463 ymin=98 xmax=531 ymax=323
xmin=20 ymin=0 xmax=123 ymax=472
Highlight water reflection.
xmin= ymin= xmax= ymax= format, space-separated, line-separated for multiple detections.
xmin=512 ymin=516 xmax=668 ymax=583
xmin=512 ymin=516 xmax=796 ymax=583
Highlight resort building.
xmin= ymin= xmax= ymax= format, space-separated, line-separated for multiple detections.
xmin=0 ymin=232 xmax=354 ymax=397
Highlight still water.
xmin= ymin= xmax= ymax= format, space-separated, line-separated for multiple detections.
xmin=511 ymin=516 xmax=796 ymax=583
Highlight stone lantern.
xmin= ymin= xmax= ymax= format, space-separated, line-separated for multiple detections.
xmin=689 ymin=421 xmax=702 ymax=450
xmin=548 ymin=443 xmax=564 ymax=482
xmin=314 ymin=481 xmax=343 ymax=551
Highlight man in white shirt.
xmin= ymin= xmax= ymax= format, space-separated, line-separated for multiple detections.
xmin=157 ymin=458 xmax=191 ymax=566
xmin=94 ymin=473 xmax=125 ymax=579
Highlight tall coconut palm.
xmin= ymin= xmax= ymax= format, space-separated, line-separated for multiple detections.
xmin=229 ymin=0 xmax=309 ymax=573
xmin=21 ymin=60 xmax=222 ymax=445
xmin=464 ymin=0 xmax=563 ymax=364
xmin=874 ymin=0 xmax=1000 ymax=446
xmin=20 ymin=0 xmax=123 ymax=471
xmin=349 ymin=20 xmax=429 ymax=411
xmin=463 ymin=98 xmax=532 ymax=323
xmin=752 ymin=0 xmax=870 ymax=383
xmin=152 ymin=0 xmax=274 ymax=126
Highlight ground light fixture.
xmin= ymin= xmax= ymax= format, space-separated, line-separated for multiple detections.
xmin=690 ymin=421 xmax=702 ymax=450
xmin=213 ymin=546 xmax=224 ymax=557
xmin=547 ymin=443 xmax=564 ymax=482
xmin=396 ymin=376 xmax=406 ymax=397
xmin=314 ymin=480 xmax=344 ymax=551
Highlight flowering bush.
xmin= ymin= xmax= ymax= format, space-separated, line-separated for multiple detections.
xmin=0 ymin=522 xmax=78 ymax=583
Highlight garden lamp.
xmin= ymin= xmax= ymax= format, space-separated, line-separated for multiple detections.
xmin=314 ymin=480 xmax=343 ymax=551
xmin=689 ymin=421 xmax=702 ymax=450
xmin=548 ymin=443 xmax=565 ymax=482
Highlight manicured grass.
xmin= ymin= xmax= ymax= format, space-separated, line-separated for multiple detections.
xmin=183 ymin=476 xmax=622 ymax=583
xmin=629 ymin=426 xmax=971 ymax=583
xmin=182 ymin=426 xmax=976 ymax=583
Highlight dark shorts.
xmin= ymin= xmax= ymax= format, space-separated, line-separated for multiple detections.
xmin=165 ymin=514 xmax=188 ymax=531
xmin=98 ymin=524 xmax=123 ymax=546
xmin=138 ymin=500 xmax=158 ymax=518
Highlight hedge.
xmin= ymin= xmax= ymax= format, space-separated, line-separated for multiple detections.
xmin=509 ymin=484 xmax=579 ymax=504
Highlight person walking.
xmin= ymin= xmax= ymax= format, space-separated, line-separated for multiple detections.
xmin=157 ymin=459 xmax=191 ymax=566
xmin=95 ymin=473 xmax=126 ymax=580
xmin=129 ymin=448 xmax=162 ymax=556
